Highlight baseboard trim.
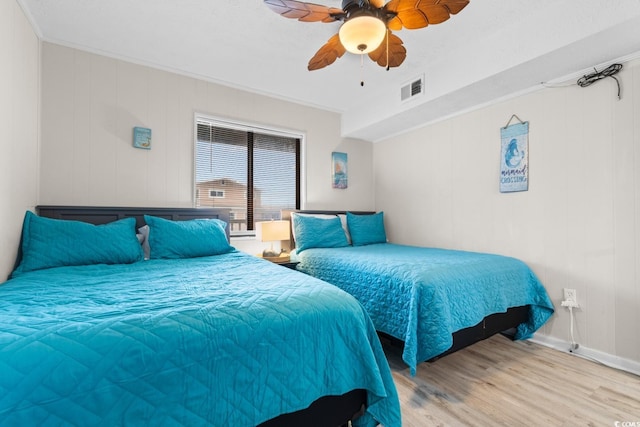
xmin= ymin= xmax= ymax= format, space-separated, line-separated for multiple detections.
xmin=530 ymin=333 xmax=640 ymax=377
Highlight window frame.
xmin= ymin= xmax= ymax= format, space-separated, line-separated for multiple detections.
xmin=193 ymin=114 xmax=305 ymax=237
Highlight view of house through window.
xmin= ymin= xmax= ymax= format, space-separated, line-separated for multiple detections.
xmin=195 ymin=116 xmax=301 ymax=236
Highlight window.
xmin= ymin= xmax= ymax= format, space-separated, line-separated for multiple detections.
xmin=195 ymin=115 xmax=301 ymax=236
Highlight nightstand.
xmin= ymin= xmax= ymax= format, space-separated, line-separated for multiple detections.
xmin=276 ymin=261 xmax=299 ymax=270
xmin=258 ymin=254 xmax=299 ymax=270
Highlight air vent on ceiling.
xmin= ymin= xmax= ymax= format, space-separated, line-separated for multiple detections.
xmin=401 ymin=75 xmax=424 ymax=102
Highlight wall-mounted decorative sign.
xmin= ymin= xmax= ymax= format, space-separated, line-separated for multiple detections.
xmin=500 ymin=115 xmax=528 ymax=193
xmin=133 ymin=127 xmax=152 ymax=149
xmin=332 ymin=151 xmax=348 ymax=189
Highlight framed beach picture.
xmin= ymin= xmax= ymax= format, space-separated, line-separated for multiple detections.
xmin=133 ymin=127 xmax=152 ymax=149
xmin=332 ymin=152 xmax=348 ymax=189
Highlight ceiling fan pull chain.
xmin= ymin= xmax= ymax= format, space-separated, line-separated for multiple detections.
xmin=386 ymin=28 xmax=390 ymax=71
xmin=360 ymin=54 xmax=365 ymax=86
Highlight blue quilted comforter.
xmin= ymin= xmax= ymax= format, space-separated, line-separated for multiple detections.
xmin=0 ymin=251 xmax=400 ymax=426
xmin=294 ymin=243 xmax=555 ymax=374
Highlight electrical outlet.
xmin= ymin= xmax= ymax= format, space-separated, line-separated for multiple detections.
xmin=562 ymin=288 xmax=578 ymax=307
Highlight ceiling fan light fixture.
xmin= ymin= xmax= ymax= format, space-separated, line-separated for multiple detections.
xmin=338 ymin=15 xmax=386 ymax=54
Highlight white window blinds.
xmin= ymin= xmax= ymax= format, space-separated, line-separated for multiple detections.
xmin=195 ymin=117 xmax=300 ymax=235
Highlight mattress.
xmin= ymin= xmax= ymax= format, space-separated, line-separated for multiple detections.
xmin=0 ymin=251 xmax=400 ymax=426
xmin=293 ymin=243 xmax=555 ymax=374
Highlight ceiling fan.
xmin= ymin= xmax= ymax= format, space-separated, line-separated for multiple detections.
xmin=264 ymin=0 xmax=470 ymax=71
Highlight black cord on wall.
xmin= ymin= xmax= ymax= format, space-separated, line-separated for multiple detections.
xmin=576 ymin=63 xmax=623 ymax=99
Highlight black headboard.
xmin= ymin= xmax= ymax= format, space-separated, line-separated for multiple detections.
xmin=36 ymin=206 xmax=232 ymax=240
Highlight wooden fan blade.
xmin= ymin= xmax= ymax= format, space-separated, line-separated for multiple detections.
xmin=385 ymin=0 xmax=469 ymax=30
xmin=368 ymin=31 xmax=406 ymax=68
xmin=370 ymin=0 xmax=386 ymax=8
xmin=308 ymin=34 xmax=347 ymax=71
xmin=264 ymin=0 xmax=344 ymax=23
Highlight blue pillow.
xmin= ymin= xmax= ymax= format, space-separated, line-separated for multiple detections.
xmin=13 ymin=211 xmax=143 ymax=276
xmin=293 ymin=214 xmax=349 ymax=252
xmin=347 ymin=212 xmax=387 ymax=246
xmin=144 ymin=215 xmax=232 ymax=259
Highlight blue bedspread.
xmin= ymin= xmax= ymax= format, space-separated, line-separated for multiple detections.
xmin=0 ymin=251 xmax=400 ymax=426
xmin=294 ymin=243 xmax=555 ymax=374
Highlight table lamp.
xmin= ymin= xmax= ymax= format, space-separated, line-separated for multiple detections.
xmin=256 ymin=220 xmax=291 ymax=260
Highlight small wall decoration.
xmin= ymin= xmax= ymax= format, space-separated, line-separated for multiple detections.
xmin=133 ymin=127 xmax=152 ymax=149
xmin=332 ymin=151 xmax=348 ymax=189
xmin=500 ymin=115 xmax=529 ymax=193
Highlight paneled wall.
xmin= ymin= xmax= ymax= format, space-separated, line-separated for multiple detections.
xmin=39 ymin=42 xmax=373 ymax=212
xmin=0 ymin=0 xmax=39 ymax=280
xmin=374 ymin=59 xmax=640 ymax=369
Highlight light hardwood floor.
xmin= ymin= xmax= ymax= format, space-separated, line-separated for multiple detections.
xmin=384 ymin=334 xmax=640 ymax=426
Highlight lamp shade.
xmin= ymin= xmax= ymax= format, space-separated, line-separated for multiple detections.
xmin=256 ymin=220 xmax=290 ymax=242
xmin=339 ymin=15 xmax=386 ymax=54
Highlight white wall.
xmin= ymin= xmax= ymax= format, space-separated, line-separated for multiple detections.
xmin=374 ymin=59 xmax=640 ymax=368
xmin=18 ymin=27 xmax=640 ymax=369
xmin=0 ymin=0 xmax=40 ymax=280
xmin=39 ymin=43 xmax=373 ymax=214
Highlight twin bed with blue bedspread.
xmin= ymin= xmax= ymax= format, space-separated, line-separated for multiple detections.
xmin=288 ymin=210 xmax=555 ymax=375
xmin=0 ymin=207 xmax=401 ymax=426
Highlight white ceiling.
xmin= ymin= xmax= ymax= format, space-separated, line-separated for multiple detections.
xmin=19 ymin=0 xmax=640 ymax=142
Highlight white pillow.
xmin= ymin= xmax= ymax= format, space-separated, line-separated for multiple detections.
xmin=337 ymin=214 xmax=352 ymax=245
xmin=137 ymin=224 xmax=151 ymax=260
